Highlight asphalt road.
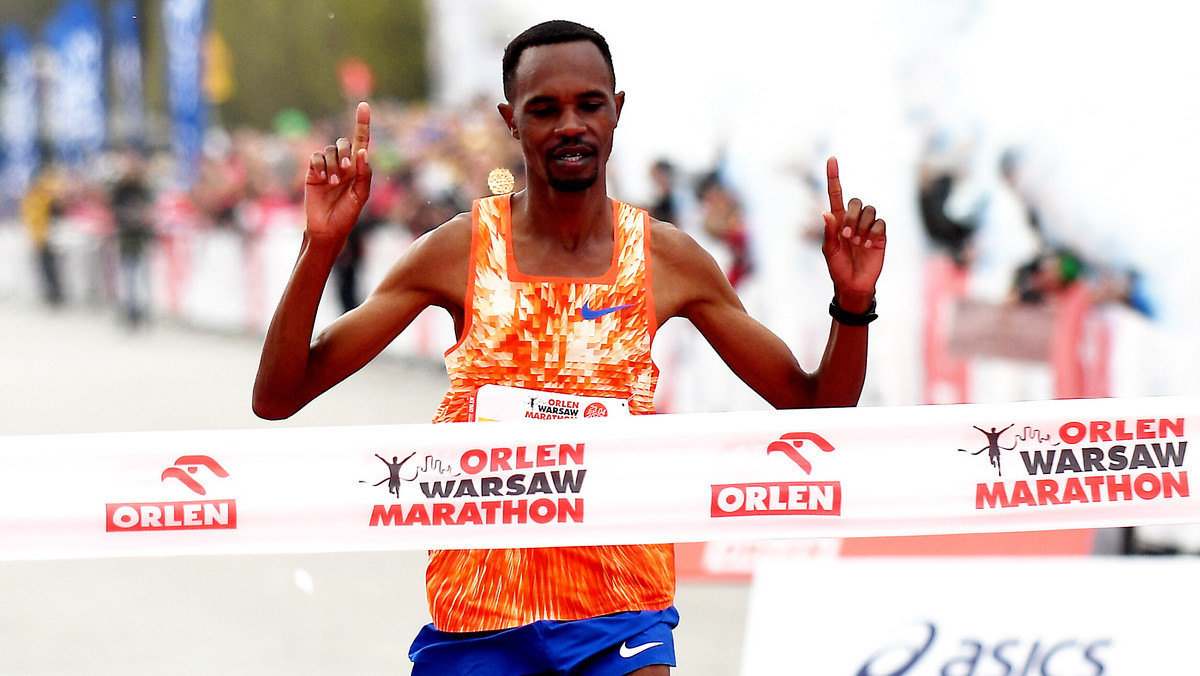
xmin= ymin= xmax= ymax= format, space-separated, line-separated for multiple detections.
xmin=0 ymin=301 xmax=748 ymax=676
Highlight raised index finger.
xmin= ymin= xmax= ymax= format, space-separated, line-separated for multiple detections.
xmin=826 ymin=156 xmax=844 ymax=217
xmin=351 ymin=101 xmax=371 ymax=156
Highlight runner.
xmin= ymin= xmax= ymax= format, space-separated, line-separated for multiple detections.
xmin=253 ymin=19 xmax=886 ymax=675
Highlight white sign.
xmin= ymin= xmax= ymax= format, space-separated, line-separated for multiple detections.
xmin=742 ymin=557 xmax=1200 ymax=675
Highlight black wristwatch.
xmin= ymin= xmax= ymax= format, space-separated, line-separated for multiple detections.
xmin=828 ymin=297 xmax=878 ymax=326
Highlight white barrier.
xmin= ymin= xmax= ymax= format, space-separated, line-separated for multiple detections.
xmin=1 ymin=396 xmax=1196 ymax=561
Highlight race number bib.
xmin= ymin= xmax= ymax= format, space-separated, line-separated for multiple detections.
xmin=473 ymin=384 xmax=631 ymax=422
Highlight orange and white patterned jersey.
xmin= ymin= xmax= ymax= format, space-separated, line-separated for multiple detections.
xmin=426 ymin=194 xmax=675 ymax=632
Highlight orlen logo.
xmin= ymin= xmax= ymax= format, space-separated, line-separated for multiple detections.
xmin=161 ymin=455 xmax=230 ymax=494
xmin=106 ymin=455 xmax=237 ymax=532
xmin=767 ymin=432 xmax=835 ymax=474
xmin=711 ymin=432 xmax=841 ymax=517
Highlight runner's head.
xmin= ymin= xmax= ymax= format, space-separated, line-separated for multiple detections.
xmin=502 ymin=20 xmax=616 ymax=102
xmin=498 ymin=21 xmax=624 ymax=194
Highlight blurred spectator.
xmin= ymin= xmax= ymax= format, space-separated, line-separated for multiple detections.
xmin=191 ymin=143 xmax=246 ymax=232
xmin=1016 ymin=246 xmax=1156 ymax=320
xmin=333 ymin=196 xmax=385 ymax=313
xmin=696 ymin=171 xmax=752 ymax=289
xmin=966 ymin=148 xmax=1043 ymax=303
xmin=647 ymin=158 xmax=679 ymax=224
xmin=21 ymin=167 xmax=65 ymax=307
xmin=110 ymin=151 xmax=156 ymax=327
xmin=4 ymin=97 xmax=764 ymax=351
xmin=1014 ymin=248 xmax=1081 ymax=305
xmin=1095 ymin=268 xmax=1156 ymax=319
xmin=917 ymin=143 xmax=975 ymax=266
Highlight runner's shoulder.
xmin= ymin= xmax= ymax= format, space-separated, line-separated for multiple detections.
xmin=373 ymin=211 xmax=471 ymax=301
xmin=648 ymin=216 xmax=724 ymax=278
xmin=404 ymin=211 xmax=472 ymax=268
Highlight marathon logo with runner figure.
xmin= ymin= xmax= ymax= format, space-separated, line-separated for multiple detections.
xmin=368 ymin=441 xmax=587 ymax=528
xmin=959 ymin=416 xmax=1190 ymax=510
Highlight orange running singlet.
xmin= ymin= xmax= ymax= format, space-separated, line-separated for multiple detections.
xmin=426 ymin=195 xmax=675 ymax=632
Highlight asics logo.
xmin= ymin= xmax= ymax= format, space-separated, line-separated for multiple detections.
xmin=619 ymin=641 xmax=664 ymax=658
xmin=581 ymin=301 xmax=634 ymax=320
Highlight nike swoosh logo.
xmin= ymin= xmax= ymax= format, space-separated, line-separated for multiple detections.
xmin=619 ymin=641 xmax=664 ymax=659
xmin=581 ymin=301 xmax=635 ymax=320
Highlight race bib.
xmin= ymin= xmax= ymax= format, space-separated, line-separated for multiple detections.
xmin=473 ymin=384 xmax=631 ymax=422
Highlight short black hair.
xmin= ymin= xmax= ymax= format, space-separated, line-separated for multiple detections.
xmin=502 ymin=20 xmax=615 ymax=101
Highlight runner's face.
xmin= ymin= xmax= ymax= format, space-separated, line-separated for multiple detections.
xmin=501 ymin=41 xmax=623 ymax=193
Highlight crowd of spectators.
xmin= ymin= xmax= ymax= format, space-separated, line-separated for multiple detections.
xmin=5 ymin=96 xmax=764 ymax=331
xmin=918 ymin=138 xmax=1155 ymax=321
xmin=5 ymin=97 xmax=522 ymax=321
xmin=1 ymin=98 xmax=1161 ymax=408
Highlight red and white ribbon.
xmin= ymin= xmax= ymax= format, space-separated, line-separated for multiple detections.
xmin=2 ymin=396 xmax=1196 ymax=561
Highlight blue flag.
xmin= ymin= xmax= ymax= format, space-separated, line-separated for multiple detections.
xmin=43 ymin=0 xmax=107 ymax=167
xmin=0 ymin=25 xmax=39 ymax=206
xmin=109 ymin=0 xmax=146 ymax=148
xmin=162 ymin=0 xmax=209 ymax=187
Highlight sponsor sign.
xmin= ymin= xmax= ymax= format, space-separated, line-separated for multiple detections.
xmin=105 ymin=455 xmax=237 ymax=532
xmin=473 ymin=384 xmax=630 ymax=421
xmin=106 ymin=500 xmax=235 ymax=532
xmin=742 ymin=557 xmax=1200 ymax=674
xmin=363 ymin=440 xmax=588 ymax=528
xmin=969 ymin=417 xmax=1188 ymax=510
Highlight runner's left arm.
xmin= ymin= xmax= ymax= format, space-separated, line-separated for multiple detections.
xmin=653 ymin=157 xmax=885 ymax=409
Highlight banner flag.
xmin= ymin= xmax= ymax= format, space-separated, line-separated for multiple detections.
xmin=0 ymin=25 xmax=39 ymax=203
xmin=43 ymin=0 xmax=106 ymax=166
xmin=162 ymin=0 xmax=208 ymax=187
xmin=1 ymin=396 xmax=1196 ymax=561
xmin=109 ymin=0 xmax=146 ymax=148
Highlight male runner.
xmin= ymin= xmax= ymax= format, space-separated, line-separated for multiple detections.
xmin=254 ymin=20 xmax=886 ymax=676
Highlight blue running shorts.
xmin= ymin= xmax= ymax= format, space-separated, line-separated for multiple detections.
xmin=409 ymin=606 xmax=679 ymax=676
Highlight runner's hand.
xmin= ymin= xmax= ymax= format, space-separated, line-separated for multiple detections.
xmin=821 ymin=156 xmax=885 ymax=313
xmin=304 ymin=101 xmax=372 ymax=244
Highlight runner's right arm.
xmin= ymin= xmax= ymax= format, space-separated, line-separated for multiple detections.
xmin=252 ymin=102 xmax=467 ymax=419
